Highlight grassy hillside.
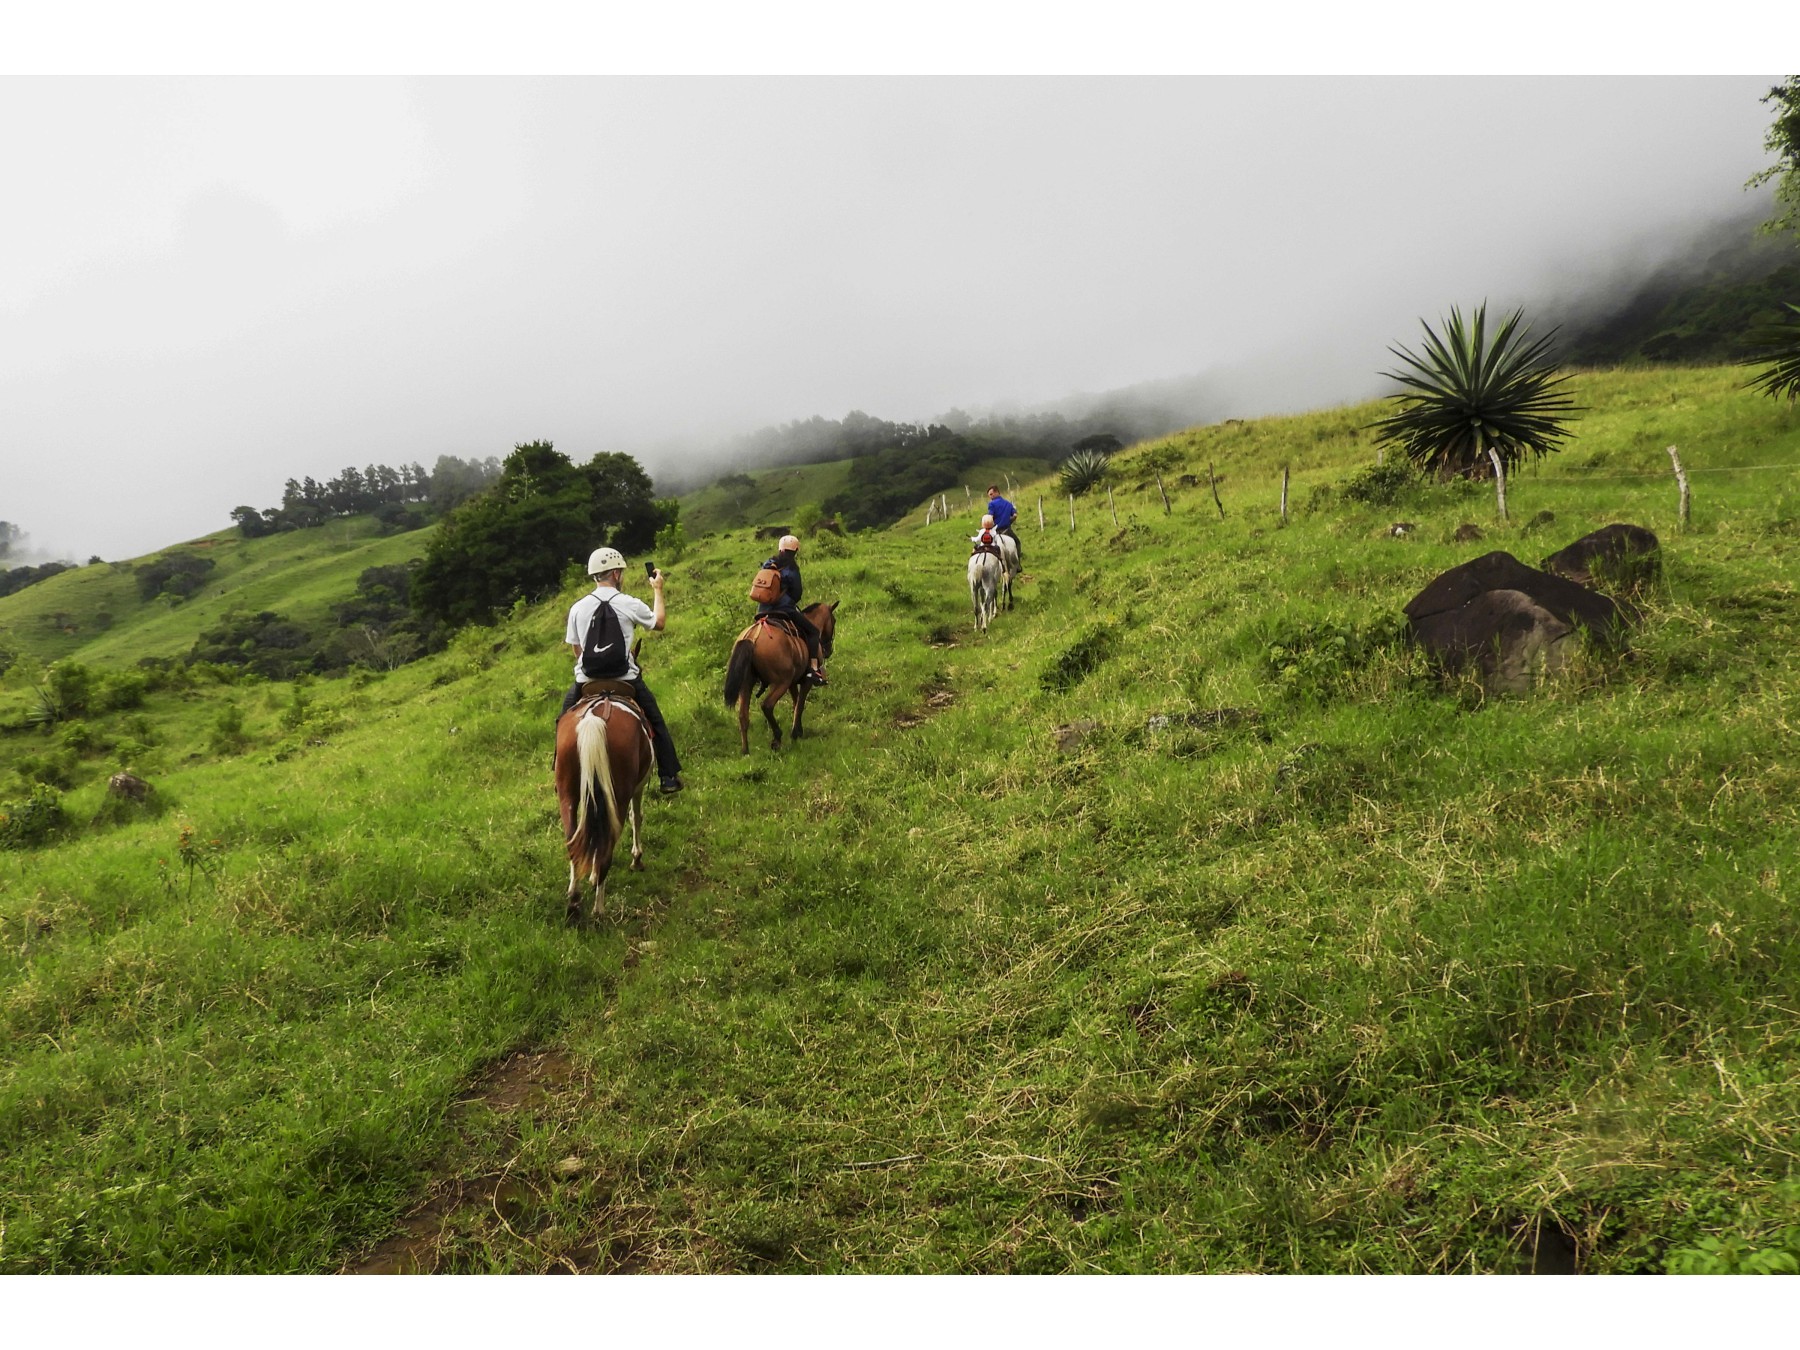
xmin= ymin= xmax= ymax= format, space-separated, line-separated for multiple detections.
xmin=5 ymin=365 xmax=1800 ymax=1273
xmin=0 ymin=516 xmax=437 ymax=670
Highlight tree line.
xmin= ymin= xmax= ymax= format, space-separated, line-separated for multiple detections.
xmin=228 ymin=455 xmax=503 ymax=537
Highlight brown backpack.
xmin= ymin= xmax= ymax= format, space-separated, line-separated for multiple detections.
xmin=748 ymin=565 xmax=783 ymax=604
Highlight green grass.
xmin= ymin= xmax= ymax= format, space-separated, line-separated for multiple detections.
xmin=4 ymin=364 xmax=1800 ymax=1272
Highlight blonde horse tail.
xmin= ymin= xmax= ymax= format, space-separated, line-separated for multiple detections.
xmin=571 ymin=709 xmax=619 ymax=876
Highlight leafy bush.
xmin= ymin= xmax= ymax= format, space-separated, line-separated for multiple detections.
xmin=1263 ymin=614 xmax=1410 ymax=699
xmin=1339 ymin=458 xmax=1420 ymax=507
xmin=654 ymin=518 xmax=689 ymax=564
xmin=210 ymin=704 xmax=249 ymax=755
xmin=0 ymin=784 xmax=67 ymax=849
xmin=1059 ymin=449 xmax=1111 ymax=498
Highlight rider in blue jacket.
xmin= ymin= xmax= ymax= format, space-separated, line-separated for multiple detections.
xmin=758 ymin=533 xmax=827 ymax=685
xmin=986 ymin=486 xmax=1022 ymax=564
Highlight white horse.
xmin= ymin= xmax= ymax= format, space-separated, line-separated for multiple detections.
xmin=968 ymin=548 xmax=1002 ymax=633
xmin=996 ymin=533 xmax=1019 ymax=612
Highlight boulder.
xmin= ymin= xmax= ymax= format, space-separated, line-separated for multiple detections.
xmin=108 ymin=771 xmax=150 ymax=801
xmin=754 ymin=524 xmax=793 ymax=541
xmin=1540 ymin=523 xmax=1661 ymax=591
xmin=1389 ymin=522 xmax=1417 ymax=538
xmin=1404 ymin=551 xmax=1625 ymax=647
xmin=1409 ymin=589 xmax=1575 ymax=694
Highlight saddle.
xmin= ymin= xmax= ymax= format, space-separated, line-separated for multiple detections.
xmin=754 ymin=612 xmax=802 ymax=638
xmin=971 ymin=543 xmax=1004 ymax=561
xmin=579 ymin=678 xmax=637 ymax=702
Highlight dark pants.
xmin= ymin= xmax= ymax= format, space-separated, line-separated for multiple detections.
xmin=1000 ymin=524 xmax=1022 ymax=565
xmin=558 ymin=677 xmax=682 ymax=781
xmin=765 ymin=608 xmax=822 ymax=664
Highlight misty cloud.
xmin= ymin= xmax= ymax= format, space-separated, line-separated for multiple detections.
xmin=0 ymin=75 xmax=1783 ymax=562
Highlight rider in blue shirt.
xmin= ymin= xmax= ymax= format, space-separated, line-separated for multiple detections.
xmin=758 ymin=533 xmax=827 ymax=685
xmin=986 ymin=486 xmax=1022 ymax=564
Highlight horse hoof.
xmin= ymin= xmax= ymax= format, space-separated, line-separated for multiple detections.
xmin=565 ymin=903 xmax=584 ymax=927
xmin=630 ymin=858 xmax=644 ymax=872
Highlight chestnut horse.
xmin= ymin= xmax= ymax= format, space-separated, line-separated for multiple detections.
xmin=553 ymin=688 xmax=655 ymax=923
xmin=722 ymin=601 xmax=838 ymax=753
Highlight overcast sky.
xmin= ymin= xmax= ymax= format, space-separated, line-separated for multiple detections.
xmin=0 ymin=74 xmax=1784 ymax=562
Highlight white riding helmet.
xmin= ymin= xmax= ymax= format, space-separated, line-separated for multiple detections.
xmin=587 ymin=546 xmax=626 ymax=576
xmin=779 ymin=534 xmax=801 ymax=552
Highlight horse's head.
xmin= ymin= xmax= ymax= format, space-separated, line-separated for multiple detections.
xmin=813 ymin=600 xmax=839 ymax=659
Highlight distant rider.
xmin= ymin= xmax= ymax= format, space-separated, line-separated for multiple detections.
xmin=970 ymin=514 xmax=1005 ymax=556
xmin=758 ymin=533 xmax=827 ymax=686
xmin=985 ymin=485 xmax=1022 ymax=565
xmin=559 ymin=546 xmax=685 ymax=794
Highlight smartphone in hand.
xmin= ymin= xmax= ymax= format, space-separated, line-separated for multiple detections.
xmin=644 ymin=561 xmax=657 ymax=579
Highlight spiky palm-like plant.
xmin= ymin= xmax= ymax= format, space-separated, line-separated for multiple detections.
xmin=1741 ymin=302 xmax=1800 ymax=402
xmin=1059 ymin=448 xmax=1111 ymax=497
xmin=1373 ymin=304 xmax=1579 ymax=480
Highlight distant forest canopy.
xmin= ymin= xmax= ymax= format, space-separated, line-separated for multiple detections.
xmin=687 ymin=405 xmax=1183 ymax=532
xmin=228 ymin=455 xmax=503 ymax=538
xmin=1552 ymin=214 xmax=1800 ymax=367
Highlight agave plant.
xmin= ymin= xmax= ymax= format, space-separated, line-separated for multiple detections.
xmin=1741 ymin=301 xmax=1800 ymax=402
xmin=1059 ymin=448 xmax=1111 ymax=497
xmin=1373 ymin=303 xmax=1579 ymax=480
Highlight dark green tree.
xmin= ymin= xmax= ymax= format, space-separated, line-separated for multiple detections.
xmin=411 ymin=441 xmax=673 ymax=631
xmin=1749 ymin=76 xmax=1800 ymax=242
xmin=1372 ymin=303 xmax=1579 ymax=480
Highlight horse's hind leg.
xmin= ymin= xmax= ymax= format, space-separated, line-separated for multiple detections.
xmin=628 ymin=788 xmax=645 ymax=871
xmin=762 ymin=683 xmax=788 ymax=750
xmin=566 ymin=861 xmax=582 ymax=924
xmin=737 ymin=689 xmax=753 ymax=755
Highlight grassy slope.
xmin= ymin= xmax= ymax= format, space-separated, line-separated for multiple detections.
xmin=4 ymin=365 xmax=1800 ymax=1272
xmin=679 ymin=455 xmax=1052 ymax=537
xmin=0 ymin=516 xmax=437 ymax=670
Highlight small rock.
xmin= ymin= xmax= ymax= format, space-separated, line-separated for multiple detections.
xmin=1452 ymin=522 xmax=1484 ymax=542
xmin=1054 ymin=719 xmax=1102 ymax=754
xmin=1389 ymin=522 xmax=1417 ymax=538
xmin=1524 ymin=509 xmax=1557 ymax=531
xmin=554 ymin=1156 xmax=585 ymax=1176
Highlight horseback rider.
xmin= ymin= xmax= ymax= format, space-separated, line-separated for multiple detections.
xmin=559 ymin=546 xmax=685 ymax=795
xmin=970 ymin=514 xmax=1005 ymax=557
xmin=758 ymin=533 xmax=827 ymax=686
xmin=985 ymin=485 xmax=1022 ymax=565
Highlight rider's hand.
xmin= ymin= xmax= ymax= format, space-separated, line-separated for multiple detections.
xmin=649 ymin=569 xmax=665 ymax=591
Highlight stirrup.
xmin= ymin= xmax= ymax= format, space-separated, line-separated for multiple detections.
xmin=806 ymin=668 xmax=828 ymax=686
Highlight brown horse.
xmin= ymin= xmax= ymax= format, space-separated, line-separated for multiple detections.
xmin=722 ymin=601 xmax=838 ymax=753
xmin=553 ymin=687 xmax=655 ymax=923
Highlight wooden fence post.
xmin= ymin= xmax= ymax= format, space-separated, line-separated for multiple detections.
xmin=1208 ymin=462 xmax=1225 ymax=519
xmin=1487 ymin=447 xmax=1508 ymax=522
xmin=1155 ymin=471 xmax=1170 ymax=515
xmin=1280 ymin=465 xmax=1289 ymax=525
xmin=1107 ymin=486 xmax=1119 ymax=527
xmin=1068 ymin=494 xmax=1075 ymax=532
xmin=964 ymin=484 xmax=972 ymax=508
xmin=1037 ymin=494 xmax=1045 ymax=531
xmin=1667 ymin=445 xmax=1690 ymax=528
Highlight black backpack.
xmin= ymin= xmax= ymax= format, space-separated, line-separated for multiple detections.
xmin=580 ymin=597 xmax=629 ymax=681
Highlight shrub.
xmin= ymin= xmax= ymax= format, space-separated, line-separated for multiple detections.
xmin=210 ymin=704 xmax=249 ymax=755
xmin=1339 ymin=458 xmax=1420 ymax=507
xmin=1263 ymin=614 xmax=1410 ymax=700
xmin=0 ymin=784 xmax=67 ymax=849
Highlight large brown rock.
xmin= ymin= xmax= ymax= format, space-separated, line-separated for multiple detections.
xmin=1540 ymin=523 xmax=1661 ymax=591
xmin=1403 ymin=550 xmax=1625 ymax=647
xmin=1409 ymin=589 xmax=1575 ymax=694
